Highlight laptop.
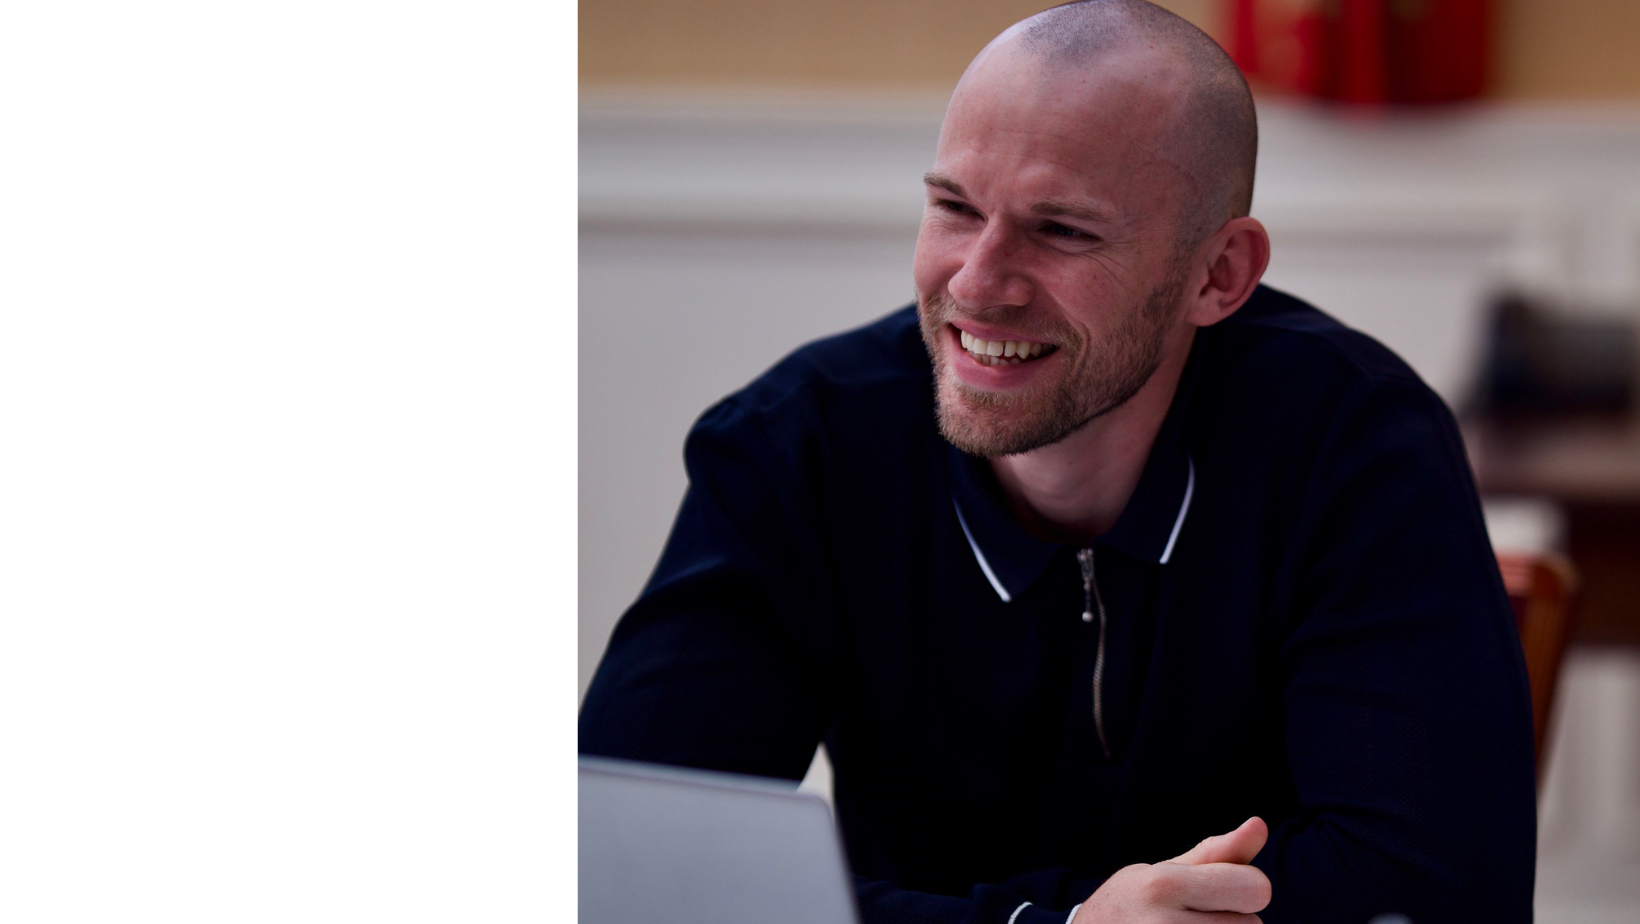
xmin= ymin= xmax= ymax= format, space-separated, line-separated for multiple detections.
xmin=579 ymin=756 xmax=860 ymax=924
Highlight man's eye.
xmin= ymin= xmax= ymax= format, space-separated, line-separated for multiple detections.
xmin=935 ymin=199 xmax=978 ymax=217
xmin=1043 ymin=222 xmax=1094 ymax=240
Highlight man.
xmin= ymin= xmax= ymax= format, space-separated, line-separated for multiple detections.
xmin=580 ymin=2 xmax=1537 ymax=922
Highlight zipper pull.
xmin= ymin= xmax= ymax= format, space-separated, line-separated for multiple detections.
xmin=1079 ymin=546 xmax=1112 ymax=760
xmin=1077 ymin=547 xmax=1095 ymax=623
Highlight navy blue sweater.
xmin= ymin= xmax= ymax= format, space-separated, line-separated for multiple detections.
xmin=580 ymin=285 xmax=1537 ymax=924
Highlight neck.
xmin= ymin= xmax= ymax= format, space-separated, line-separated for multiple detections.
xmin=990 ymin=327 xmax=1195 ymax=546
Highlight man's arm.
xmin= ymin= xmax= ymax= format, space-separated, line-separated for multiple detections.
xmin=579 ymin=397 xmax=830 ymax=779
xmin=1245 ymin=373 xmax=1538 ymax=923
xmin=852 ymin=819 xmax=1270 ymax=924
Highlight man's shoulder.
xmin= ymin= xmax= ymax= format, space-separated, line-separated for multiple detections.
xmin=697 ymin=304 xmax=932 ymax=430
xmin=681 ymin=304 xmax=938 ymax=501
xmin=1195 ymin=284 xmax=1461 ymax=475
xmin=1202 ymin=284 xmax=1441 ymax=426
xmin=1217 ymin=284 xmax=1422 ymax=388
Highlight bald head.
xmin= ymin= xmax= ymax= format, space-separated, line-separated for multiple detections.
xmin=967 ymin=0 xmax=1257 ymax=247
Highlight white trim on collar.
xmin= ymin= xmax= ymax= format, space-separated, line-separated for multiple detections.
xmin=956 ymin=454 xmax=1195 ymax=592
xmin=954 ymin=498 xmax=1012 ymax=603
xmin=1158 ymin=455 xmax=1195 ymax=565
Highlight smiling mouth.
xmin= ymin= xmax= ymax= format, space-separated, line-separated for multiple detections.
xmin=959 ymin=328 xmax=1058 ymax=367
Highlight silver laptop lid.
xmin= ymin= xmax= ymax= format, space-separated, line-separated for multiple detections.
xmin=579 ymin=756 xmax=859 ymax=924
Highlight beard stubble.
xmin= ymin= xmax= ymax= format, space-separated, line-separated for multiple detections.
xmin=918 ymin=263 xmax=1188 ymax=458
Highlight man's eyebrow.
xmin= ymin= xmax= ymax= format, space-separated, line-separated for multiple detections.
xmin=1030 ymin=199 xmax=1115 ymax=224
xmin=923 ymin=174 xmax=1114 ymax=225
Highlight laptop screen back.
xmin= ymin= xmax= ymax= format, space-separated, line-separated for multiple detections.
xmin=579 ymin=757 xmax=859 ymax=924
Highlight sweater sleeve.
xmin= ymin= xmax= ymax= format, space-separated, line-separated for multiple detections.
xmin=578 ymin=395 xmax=831 ymax=781
xmin=854 ymin=871 xmax=1106 ymax=924
xmin=1252 ymin=374 xmax=1538 ymax=924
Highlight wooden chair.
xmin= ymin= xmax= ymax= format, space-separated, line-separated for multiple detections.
xmin=1495 ymin=551 xmax=1578 ymax=782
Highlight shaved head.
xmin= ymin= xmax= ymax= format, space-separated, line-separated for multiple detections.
xmin=976 ymin=0 xmax=1257 ymax=247
xmin=914 ymin=0 xmax=1268 ymax=460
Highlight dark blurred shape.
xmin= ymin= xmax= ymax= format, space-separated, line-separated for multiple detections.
xmin=1228 ymin=0 xmax=1489 ymax=103
xmin=1473 ymin=292 xmax=1637 ymax=419
xmin=1464 ymin=296 xmax=1640 ymax=648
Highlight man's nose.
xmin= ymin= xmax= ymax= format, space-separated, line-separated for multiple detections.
xmin=946 ymin=223 xmax=1033 ymax=310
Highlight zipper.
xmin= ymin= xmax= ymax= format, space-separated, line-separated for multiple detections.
xmin=1077 ymin=547 xmax=1111 ymax=760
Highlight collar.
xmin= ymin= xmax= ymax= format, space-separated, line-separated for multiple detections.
xmin=948 ymin=334 xmax=1206 ymax=603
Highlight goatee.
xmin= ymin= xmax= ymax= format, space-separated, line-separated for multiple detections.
xmin=918 ymin=267 xmax=1186 ymax=457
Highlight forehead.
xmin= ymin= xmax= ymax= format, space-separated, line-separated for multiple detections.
xmin=934 ymin=47 xmax=1191 ymax=213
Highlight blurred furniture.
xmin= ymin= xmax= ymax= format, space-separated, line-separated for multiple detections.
xmin=1472 ymin=294 xmax=1635 ymax=420
xmin=1466 ymin=416 xmax=1640 ymax=646
xmin=1496 ymin=551 xmax=1578 ymax=778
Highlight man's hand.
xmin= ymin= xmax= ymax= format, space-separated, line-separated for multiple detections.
xmin=1072 ymin=817 xmax=1271 ymax=923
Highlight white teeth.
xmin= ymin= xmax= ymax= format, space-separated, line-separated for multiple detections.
xmin=958 ymin=329 xmax=1051 ymax=364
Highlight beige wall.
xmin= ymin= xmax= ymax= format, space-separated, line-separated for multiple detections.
xmin=1495 ymin=0 xmax=1640 ymax=99
xmin=579 ymin=0 xmax=1213 ymax=89
xmin=581 ymin=0 xmax=1640 ymax=99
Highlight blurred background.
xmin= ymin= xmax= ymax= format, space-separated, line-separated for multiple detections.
xmin=580 ymin=2 xmax=1640 ymax=920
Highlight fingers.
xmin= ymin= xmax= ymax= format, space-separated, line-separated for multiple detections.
xmin=1150 ymin=861 xmax=1271 ymax=915
xmin=1082 ymin=863 xmax=1270 ymax=923
xmin=1169 ymin=816 xmax=1268 ymax=866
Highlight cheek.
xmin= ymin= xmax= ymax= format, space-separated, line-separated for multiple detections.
xmin=912 ymin=224 xmax=960 ymax=296
xmin=1046 ymin=263 xmax=1139 ymax=322
xmin=1049 ymin=284 xmax=1125 ymax=348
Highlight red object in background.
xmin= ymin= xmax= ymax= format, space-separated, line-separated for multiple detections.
xmin=1332 ymin=0 xmax=1388 ymax=103
xmin=1386 ymin=0 xmax=1490 ymax=102
xmin=1228 ymin=0 xmax=1491 ymax=104
xmin=1228 ymin=0 xmax=1325 ymax=96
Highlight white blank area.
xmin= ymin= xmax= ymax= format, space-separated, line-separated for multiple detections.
xmin=0 ymin=3 xmax=560 ymax=921
xmin=579 ymin=229 xmax=917 ymax=694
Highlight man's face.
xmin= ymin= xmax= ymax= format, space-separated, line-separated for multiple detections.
xmin=914 ymin=47 xmax=1198 ymax=457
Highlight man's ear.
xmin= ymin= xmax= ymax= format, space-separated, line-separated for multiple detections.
xmin=1182 ymin=216 xmax=1270 ymax=328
